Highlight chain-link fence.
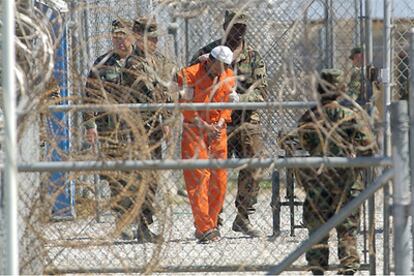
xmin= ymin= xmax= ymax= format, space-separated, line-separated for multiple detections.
xmin=2 ymin=0 xmax=414 ymax=274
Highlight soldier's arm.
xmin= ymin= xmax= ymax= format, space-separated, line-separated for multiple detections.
xmin=81 ymin=66 xmax=103 ymax=144
xmin=297 ymin=107 xmax=329 ymax=156
xmin=189 ymin=41 xmax=219 ymax=66
xmin=83 ymin=54 xmax=117 ymax=130
xmin=251 ymin=51 xmax=268 ymax=101
xmin=123 ymin=55 xmax=146 ymax=88
xmin=83 ymin=68 xmax=99 ymax=130
xmin=153 ymin=58 xmax=178 ymax=124
xmin=189 ymin=48 xmax=209 ymax=66
xmin=83 ymin=53 xmax=115 ymax=130
xmin=347 ymin=70 xmax=361 ymax=101
xmin=240 ymin=50 xmax=268 ymax=102
xmin=297 ymin=121 xmax=320 ymax=154
xmin=351 ymin=113 xmax=378 ymax=156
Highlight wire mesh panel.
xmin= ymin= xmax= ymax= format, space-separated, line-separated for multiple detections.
xmin=2 ymin=0 xmax=405 ymax=275
xmin=392 ymin=1 xmax=414 ymax=101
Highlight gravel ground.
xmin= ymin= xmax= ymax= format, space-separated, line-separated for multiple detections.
xmin=42 ymin=185 xmax=389 ymax=275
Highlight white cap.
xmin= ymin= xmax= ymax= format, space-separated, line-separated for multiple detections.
xmin=210 ymin=46 xmax=233 ymax=65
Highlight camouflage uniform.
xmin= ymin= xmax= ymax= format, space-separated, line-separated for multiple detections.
xmin=347 ymin=66 xmax=362 ymax=102
xmin=347 ymin=48 xmax=363 ymax=104
xmin=296 ymin=69 xmax=376 ymax=275
xmin=84 ymin=21 xmax=142 ymax=235
xmin=121 ymin=38 xmax=175 ymax=228
xmin=190 ymin=11 xmax=267 ymax=227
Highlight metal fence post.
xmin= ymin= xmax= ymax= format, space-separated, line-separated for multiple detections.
xmin=409 ymin=26 xmax=414 ymax=273
xmin=364 ymin=0 xmax=376 ymax=273
xmin=324 ymin=0 xmax=335 ymax=68
xmin=390 ymin=101 xmax=412 ymax=275
xmin=1 ymin=0 xmax=19 ymax=274
xmin=383 ymin=0 xmax=393 ymax=274
xmin=354 ymin=0 xmax=360 ymax=45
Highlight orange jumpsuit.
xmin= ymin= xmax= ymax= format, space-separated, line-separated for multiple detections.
xmin=177 ymin=62 xmax=235 ymax=234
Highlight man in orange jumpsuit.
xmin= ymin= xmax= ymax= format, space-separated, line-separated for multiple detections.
xmin=177 ymin=46 xmax=235 ymax=243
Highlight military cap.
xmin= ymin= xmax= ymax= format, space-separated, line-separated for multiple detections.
xmin=349 ymin=47 xmax=362 ymax=59
xmin=133 ymin=16 xmax=159 ymax=37
xmin=111 ymin=19 xmax=129 ymax=34
xmin=320 ymin=68 xmax=343 ymax=85
xmin=224 ymin=10 xmax=248 ymax=27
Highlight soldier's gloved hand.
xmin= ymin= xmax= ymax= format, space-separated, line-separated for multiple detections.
xmin=367 ymin=65 xmax=379 ymax=82
xmin=179 ymin=87 xmax=194 ymax=101
xmin=228 ymin=90 xmax=240 ymax=103
xmin=198 ymin=53 xmax=210 ymax=63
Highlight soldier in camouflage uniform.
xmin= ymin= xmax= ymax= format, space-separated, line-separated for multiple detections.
xmin=190 ymin=10 xmax=267 ymax=237
xmin=296 ymin=69 xmax=377 ymax=275
xmin=84 ymin=20 xmax=158 ymax=240
xmin=120 ymin=16 xmax=176 ymax=243
xmin=83 ymin=19 xmax=137 ymax=240
xmin=347 ymin=47 xmax=364 ymax=104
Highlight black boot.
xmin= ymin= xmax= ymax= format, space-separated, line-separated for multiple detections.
xmin=232 ymin=213 xmax=262 ymax=237
xmin=136 ymin=222 xmax=163 ymax=243
xmin=119 ymin=224 xmax=136 ymax=240
xmin=311 ymin=269 xmax=324 ymax=275
xmin=217 ymin=214 xmax=224 ymax=230
xmin=338 ymin=268 xmax=356 ymax=275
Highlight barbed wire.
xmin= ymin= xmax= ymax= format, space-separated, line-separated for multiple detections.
xmin=2 ymin=0 xmax=412 ymax=274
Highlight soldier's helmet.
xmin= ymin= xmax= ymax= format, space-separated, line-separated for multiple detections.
xmin=132 ymin=16 xmax=159 ymax=37
xmin=111 ymin=19 xmax=130 ymax=34
xmin=349 ymin=47 xmax=362 ymax=60
xmin=320 ymin=68 xmax=343 ymax=85
xmin=318 ymin=68 xmax=344 ymax=96
xmin=223 ymin=10 xmax=248 ymax=28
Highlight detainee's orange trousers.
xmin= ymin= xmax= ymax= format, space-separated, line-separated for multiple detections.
xmin=181 ymin=124 xmax=227 ymax=234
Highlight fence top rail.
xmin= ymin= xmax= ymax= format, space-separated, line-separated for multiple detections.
xmin=46 ymin=101 xmax=317 ymax=112
xmin=14 ymin=156 xmax=392 ymax=172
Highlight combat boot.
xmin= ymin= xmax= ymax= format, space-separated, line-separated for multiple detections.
xmin=136 ymin=222 xmax=163 ymax=243
xmin=232 ymin=213 xmax=262 ymax=237
xmin=311 ymin=269 xmax=324 ymax=275
xmin=217 ymin=214 xmax=224 ymax=230
xmin=338 ymin=268 xmax=356 ymax=275
xmin=119 ymin=224 xmax=136 ymax=240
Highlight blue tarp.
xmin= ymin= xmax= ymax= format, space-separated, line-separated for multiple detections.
xmin=36 ymin=1 xmax=75 ymax=219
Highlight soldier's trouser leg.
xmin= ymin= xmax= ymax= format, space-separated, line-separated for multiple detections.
xmin=108 ymin=172 xmax=138 ymax=216
xmin=304 ymin=193 xmax=331 ymax=272
xmin=96 ymin=137 xmax=136 ymax=240
xmin=336 ymin=195 xmax=361 ymax=272
xmin=139 ymin=133 xmax=162 ymax=225
xmin=98 ymin=139 xmax=137 ymax=217
xmin=233 ymin=123 xmax=263 ymax=215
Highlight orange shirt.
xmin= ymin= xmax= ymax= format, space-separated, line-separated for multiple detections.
xmin=177 ymin=62 xmax=235 ymax=124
